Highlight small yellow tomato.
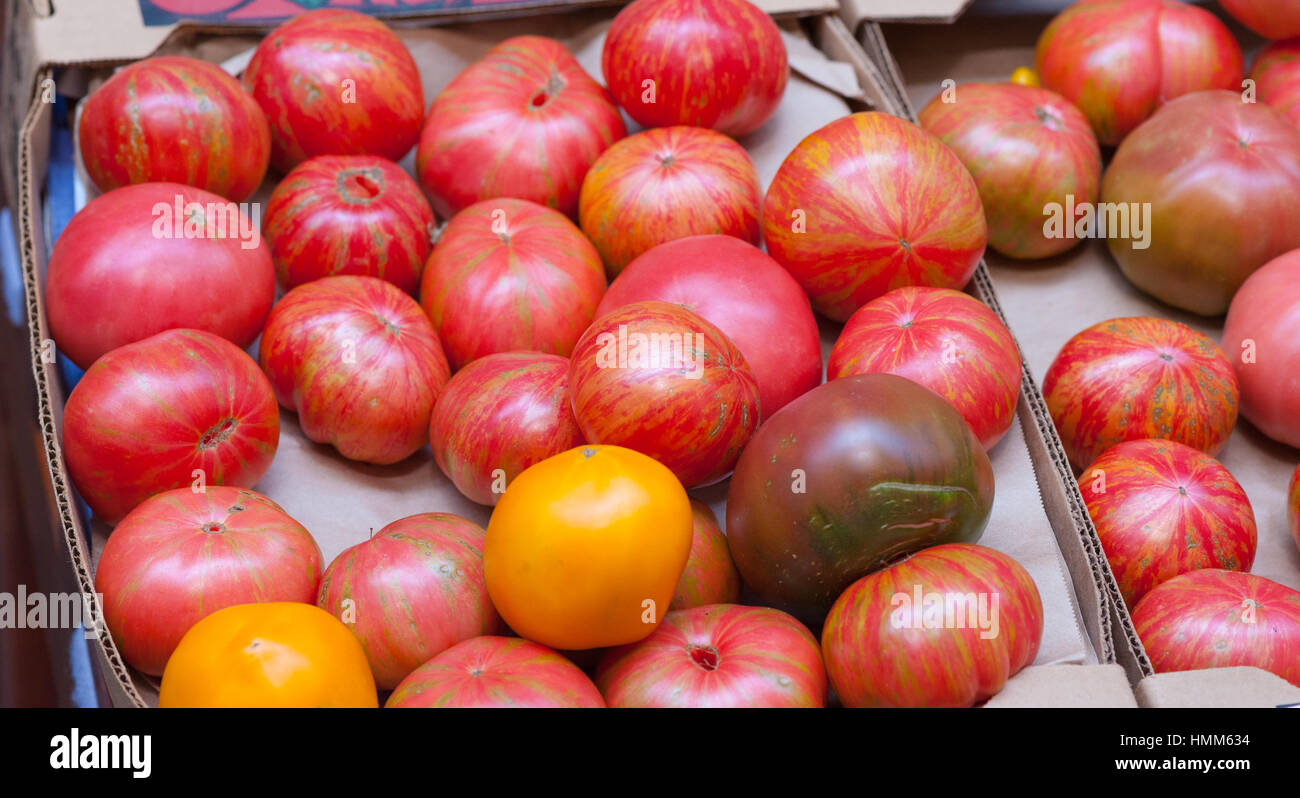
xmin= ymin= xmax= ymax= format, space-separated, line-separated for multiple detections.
xmin=1010 ymin=67 xmax=1040 ymax=88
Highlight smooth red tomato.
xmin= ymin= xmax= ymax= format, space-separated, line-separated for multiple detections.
xmin=1220 ymin=0 xmax=1300 ymax=40
xmin=670 ymin=501 xmax=741 ymax=611
xmin=1290 ymin=465 xmax=1300 ymax=555
xmin=1251 ymin=40 xmax=1300 ymax=129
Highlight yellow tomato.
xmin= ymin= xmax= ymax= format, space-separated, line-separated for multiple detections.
xmin=484 ymin=445 xmax=692 ymax=650
xmin=1010 ymin=66 xmax=1040 ymax=88
xmin=158 ymin=602 xmax=378 ymax=708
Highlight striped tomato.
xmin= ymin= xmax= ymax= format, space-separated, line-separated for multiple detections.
xmin=263 ymin=155 xmax=434 ymax=294
xmin=1221 ymin=0 xmax=1300 ymax=40
xmin=822 ymin=543 xmax=1043 ymax=708
xmin=95 ymin=487 xmax=321 ymax=677
xmin=670 ymin=500 xmax=742 ymax=611
xmin=78 ymin=55 xmax=269 ymax=201
xmin=259 ymin=276 xmax=449 ymax=465
xmin=828 ymin=286 xmax=1021 ymax=450
xmin=62 ymin=329 xmax=280 ymax=525
xmin=420 ymin=198 xmax=606 ymax=371
xmin=429 ymin=352 xmax=585 ymax=506
xmin=417 ymin=36 xmax=626 ymax=219
xmin=579 ymin=126 xmax=761 ymax=276
xmin=568 ymin=301 xmax=760 ymax=488
xmin=1291 ymin=465 xmax=1300 ymax=555
xmin=762 ymin=112 xmax=987 ymax=323
xmin=596 ymin=604 xmax=825 ymax=708
xmin=317 ymin=514 xmax=499 ymax=691
xmin=386 ymin=636 xmax=604 ymax=708
xmin=1251 ymin=40 xmax=1300 ymax=128
xmin=243 ymin=9 xmax=423 ymax=172
xmin=1133 ymin=569 xmax=1300 ymax=687
xmin=1043 ymin=317 xmax=1239 ymax=472
xmin=1080 ymin=439 xmax=1256 ymax=607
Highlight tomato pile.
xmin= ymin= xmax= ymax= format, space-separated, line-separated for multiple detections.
xmin=50 ymin=0 xmax=1300 ymax=707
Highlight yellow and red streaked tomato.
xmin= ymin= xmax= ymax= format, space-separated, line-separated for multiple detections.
xmin=78 ymin=56 xmax=269 ymax=201
xmin=918 ymin=83 xmax=1101 ymax=260
xmin=242 ymin=9 xmax=422 ymax=173
xmin=822 ymin=543 xmax=1044 ymax=708
xmin=317 ymin=513 xmax=499 ymax=691
xmin=259 ymin=276 xmax=449 ymax=465
xmin=762 ymin=112 xmax=987 ymax=323
xmin=1289 ymin=465 xmax=1300 ymax=555
xmin=568 ymin=301 xmax=760 ymax=488
xmin=1223 ymin=250 xmax=1300 ymax=450
xmin=429 ymin=352 xmax=585 ymax=506
xmin=579 ymin=126 xmax=761 ymax=277
xmin=417 ymin=36 xmax=626 ymax=220
xmin=1221 ymin=0 xmax=1300 ymax=40
xmin=419 ymin=198 xmax=606 ymax=371
xmin=95 ymin=487 xmax=320 ymax=677
xmin=1101 ymin=92 xmax=1300 ymax=317
xmin=1079 ymin=439 xmax=1256 ymax=608
xmin=45 ymin=182 xmax=274 ymax=371
xmin=1035 ymin=0 xmax=1242 ymax=147
xmin=670 ymin=500 xmax=741 ymax=612
xmin=1043 ymin=317 xmax=1239 ymax=472
xmin=1009 ymin=66 xmax=1039 ymax=88
xmin=263 ymin=155 xmax=434 ymax=295
xmin=386 ymin=636 xmax=604 ymax=708
xmin=1133 ymin=569 xmax=1300 ymax=687
xmin=827 ymin=286 xmax=1021 ymax=451
xmin=62 ymin=329 xmax=279 ymax=525
xmin=602 ymin=0 xmax=787 ymax=137
xmin=596 ymin=604 xmax=825 ymax=708
xmin=1251 ymin=40 xmax=1300 ymax=129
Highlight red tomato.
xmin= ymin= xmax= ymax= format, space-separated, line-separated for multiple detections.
xmin=1289 ymin=465 xmax=1300 ymax=555
xmin=602 ymin=0 xmax=787 ymax=137
xmin=317 ymin=513 xmax=499 ymax=690
xmin=62 ymin=329 xmax=280 ymax=524
xmin=828 ymin=286 xmax=1021 ymax=450
xmin=45 ymin=182 xmax=274 ymax=370
xmin=78 ymin=56 xmax=269 ymax=201
xmin=259 ymin=276 xmax=449 ymax=465
xmin=417 ymin=36 xmax=626 ymax=219
xmin=670 ymin=500 xmax=741 ymax=611
xmin=242 ymin=9 xmax=423 ymax=172
xmin=762 ymin=112 xmax=987 ymax=323
xmin=822 ymin=543 xmax=1043 ymax=708
xmin=385 ymin=636 xmax=605 ymax=708
xmin=1043 ymin=317 xmax=1239 ymax=472
xmin=429 ymin=352 xmax=585 ymax=506
xmin=1133 ymin=569 xmax=1300 ymax=687
xmin=596 ymin=604 xmax=825 ymax=708
xmin=578 ymin=126 xmax=761 ymax=277
xmin=1220 ymin=0 xmax=1300 ymax=40
xmin=1251 ymin=40 xmax=1300 ymax=129
xmin=1080 ymin=439 xmax=1256 ymax=607
xmin=419 ymin=198 xmax=606 ymax=371
xmin=263 ymin=155 xmax=434 ymax=294
xmin=568 ymin=301 xmax=760 ymax=488
xmin=95 ymin=487 xmax=321 ymax=676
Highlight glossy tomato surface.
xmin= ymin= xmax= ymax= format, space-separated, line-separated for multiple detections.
xmin=1251 ymin=40 xmax=1300 ymax=128
xmin=670 ymin=500 xmax=742 ymax=611
xmin=1220 ymin=0 xmax=1300 ymax=40
xmin=1289 ymin=465 xmax=1300 ymax=555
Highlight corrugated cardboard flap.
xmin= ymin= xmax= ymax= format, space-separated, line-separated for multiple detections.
xmin=840 ymin=0 xmax=974 ymax=30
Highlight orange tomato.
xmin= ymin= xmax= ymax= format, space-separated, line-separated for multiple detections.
xmin=484 ymin=445 xmax=692 ymax=650
xmin=158 ymin=602 xmax=377 ymax=708
xmin=1009 ymin=66 xmax=1040 ymax=87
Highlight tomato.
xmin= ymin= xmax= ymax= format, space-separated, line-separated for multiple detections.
xmin=726 ymin=374 xmax=995 ymax=624
xmin=1035 ymin=0 xmax=1242 ymax=146
xmin=62 ymin=329 xmax=279 ymax=525
xmin=670 ymin=500 xmax=741 ymax=611
xmin=419 ymin=198 xmax=606 ymax=371
xmin=827 ymin=287 xmax=1022 ymax=450
xmin=385 ymin=637 xmax=604 ymax=708
xmin=1250 ymin=40 xmax=1300 ymax=129
xmin=417 ymin=36 xmax=626 ymax=219
xmin=1043 ymin=317 xmax=1239 ymax=472
xmin=259 ymin=276 xmax=449 ymax=465
xmin=568 ymin=301 xmax=760 ymax=488
xmin=263 ymin=155 xmax=434 ymax=294
xmin=1220 ymin=0 xmax=1300 ymax=40
xmin=1289 ymin=465 xmax=1300 ymax=556
xmin=762 ymin=112 xmax=987 ymax=323
xmin=1009 ymin=67 xmax=1039 ymax=88
xmin=158 ymin=602 xmax=377 ymax=707
xmin=317 ymin=513 xmax=499 ymax=690
xmin=78 ymin=55 xmax=269 ymax=201
xmin=1132 ymin=569 xmax=1300 ymax=687
xmin=484 ymin=445 xmax=693 ymax=650
xmin=44 ymin=182 xmax=274 ymax=370
xmin=918 ymin=83 xmax=1100 ymax=260
xmin=602 ymin=0 xmax=787 ymax=137
xmin=578 ymin=126 xmax=761 ymax=277
xmin=596 ymin=604 xmax=825 ymax=708
xmin=822 ymin=543 xmax=1043 ymax=708
xmin=242 ymin=9 xmax=423 ymax=172
xmin=1079 ymin=439 xmax=1256 ymax=607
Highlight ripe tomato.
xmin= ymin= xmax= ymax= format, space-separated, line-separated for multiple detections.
xmin=1289 ymin=465 xmax=1300 ymax=555
xmin=385 ymin=637 xmax=604 ymax=708
xmin=158 ymin=602 xmax=377 ymax=707
xmin=670 ymin=501 xmax=741 ymax=611
xmin=484 ymin=445 xmax=693 ymax=650
xmin=1220 ymin=0 xmax=1300 ymax=40
xmin=1250 ymin=40 xmax=1300 ymax=129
